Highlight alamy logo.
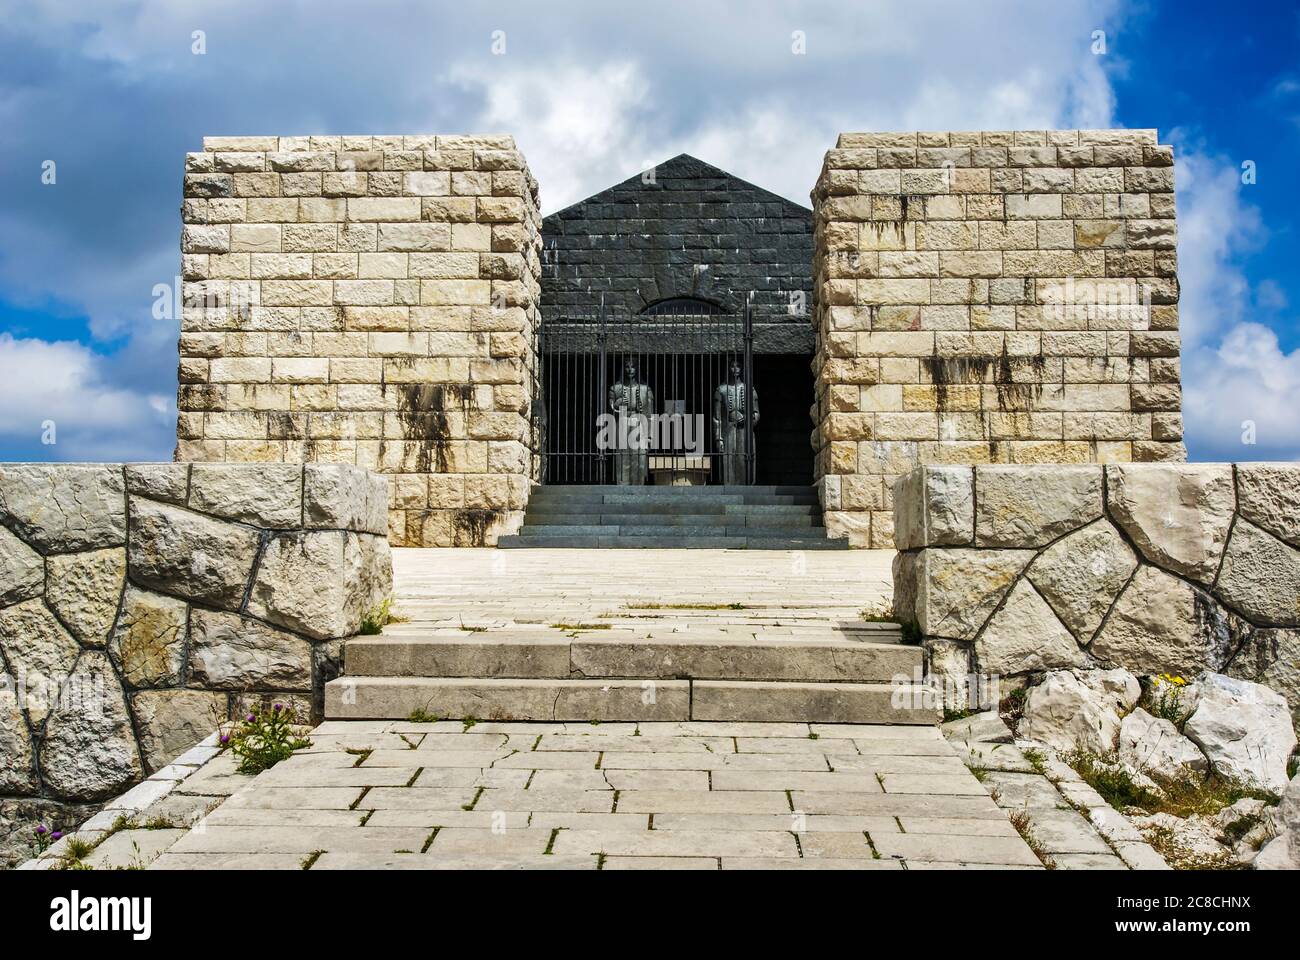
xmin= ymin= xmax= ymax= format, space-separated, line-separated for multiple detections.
xmin=49 ymin=890 xmax=152 ymax=941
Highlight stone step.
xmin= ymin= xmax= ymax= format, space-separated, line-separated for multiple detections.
xmin=524 ymin=503 xmax=821 ymax=517
xmin=524 ymin=512 xmax=820 ymax=527
xmin=343 ymin=633 xmax=920 ymax=681
xmin=496 ymin=534 xmax=849 ymax=549
xmin=325 ymin=676 xmax=690 ymax=721
xmin=692 ymin=680 xmax=938 ymax=724
xmin=323 ymin=676 xmax=937 ymax=723
xmin=513 ymin=524 xmax=830 ymax=538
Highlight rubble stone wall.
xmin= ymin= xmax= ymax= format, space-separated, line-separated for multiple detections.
xmin=891 ymin=463 xmax=1300 ymax=723
xmin=177 ymin=135 xmax=543 ymax=546
xmin=812 ymin=130 xmax=1184 ymax=547
xmin=0 ymin=462 xmax=391 ymax=865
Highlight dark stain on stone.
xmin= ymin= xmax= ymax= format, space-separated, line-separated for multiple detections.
xmin=394 ymin=383 xmax=475 ymax=474
xmin=452 ymin=508 xmax=500 ymax=547
xmin=1192 ymin=589 xmax=1253 ymax=671
xmin=922 ymin=343 xmax=1046 ymax=414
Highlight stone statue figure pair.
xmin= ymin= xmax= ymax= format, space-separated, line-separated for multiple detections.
xmin=607 ymin=358 xmax=758 ymax=486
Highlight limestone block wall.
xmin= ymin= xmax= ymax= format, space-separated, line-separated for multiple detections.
xmin=177 ymin=135 xmax=543 ymax=546
xmin=0 ymin=462 xmax=391 ymax=865
xmin=811 ymin=130 xmax=1184 ymax=548
xmin=891 ymin=463 xmax=1300 ymax=721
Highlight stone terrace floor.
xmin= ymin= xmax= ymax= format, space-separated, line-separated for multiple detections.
xmin=389 ymin=546 xmax=897 ymax=627
xmin=30 ymin=549 xmax=1152 ymax=871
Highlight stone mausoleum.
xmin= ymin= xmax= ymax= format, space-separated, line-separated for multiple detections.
xmin=175 ymin=128 xmax=1183 ymax=547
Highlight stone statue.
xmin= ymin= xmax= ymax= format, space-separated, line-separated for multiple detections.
xmin=607 ymin=357 xmax=654 ymax=485
xmin=714 ymin=359 xmax=758 ymax=485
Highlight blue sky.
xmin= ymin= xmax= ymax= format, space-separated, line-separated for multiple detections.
xmin=0 ymin=0 xmax=1297 ymax=461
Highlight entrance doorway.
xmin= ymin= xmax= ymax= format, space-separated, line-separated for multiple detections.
xmin=538 ymin=298 xmax=763 ymax=486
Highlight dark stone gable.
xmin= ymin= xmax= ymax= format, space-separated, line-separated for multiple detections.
xmin=541 ymin=154 xmax=814 ymax=350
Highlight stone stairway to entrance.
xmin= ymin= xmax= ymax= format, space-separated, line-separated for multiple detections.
xmin=496 ymin=485 xmax=848 ymax=549
xmin=324 ymin=548 xmax=935 ymax=725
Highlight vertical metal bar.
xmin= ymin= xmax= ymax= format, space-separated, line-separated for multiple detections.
xmin=744 ymin=291 xmax=755 ymax=486
xmin=597 ymin=298 xmax=607 ymax=485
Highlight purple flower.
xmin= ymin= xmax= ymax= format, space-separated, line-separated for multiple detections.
xmin=50 ymin=832 xmax=63 ymax=841
xmin=220 ymin=734 xmax=230 ymax=744
xmin=35 ymin=825 xmax=47 ymax=836
xmin=246 ymin=714 xmax=256 ymax=723
xmin=273 ymin=703 xmax=282 ymax=712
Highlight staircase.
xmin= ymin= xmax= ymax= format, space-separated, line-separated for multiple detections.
xmin=324 ymin=619 xmax=935 ymax=724
xmin=496 ymin=484 xmax=848 ymax=549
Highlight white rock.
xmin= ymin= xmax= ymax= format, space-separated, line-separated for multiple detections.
xmin=1183 ymin=673 xmax=1297 ymax=793
xmin=1130 ymin=811 xmax=1231 ymax=864
xmin=1117 ymin=707 xmax=1208 ymax=783
xmin=129 ymin=499 xmax=261 ymax=610
xmin=906 ymin=548 xmax=1033 ymax=641
xmin=188 ymin=608 xmax=313 ymax=690
xmin=188 ymin=463 xmax=303 ymax=528
xmin=1019 ymin=668 xmax=1139 ymax=754
xmin=39 ymin=652 xmax=143 ymax=800
xmin=0 ymin=599 xmax=81 ymax=723
xmin=0 ymin=464 xmax=126 ymax=551
xmin=1235 ymin=462 xmax=1300 ymax=549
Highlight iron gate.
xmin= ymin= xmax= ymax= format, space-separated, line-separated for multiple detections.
xmin=537 ymin=295 xmax=756 ymax=485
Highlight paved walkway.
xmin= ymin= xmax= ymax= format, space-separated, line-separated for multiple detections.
xmin=147 ymin=720 xmax=1040 ymax=870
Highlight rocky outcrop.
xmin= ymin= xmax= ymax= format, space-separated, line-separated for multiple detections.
xmin=1183 ymin=674 xmax=1296 ymax=793
xmin=1226 ymin=628 xmax=1300 ymax=728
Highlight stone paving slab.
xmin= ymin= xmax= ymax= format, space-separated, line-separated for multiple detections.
xmin=551 ymin=828 xmax=800 ymax=859
xmin=599 ymin=751 xmax=831 ymax=771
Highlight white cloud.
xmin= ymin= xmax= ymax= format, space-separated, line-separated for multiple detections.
xmin=0 ymin=333 xmax=174 ymax=460
xmin=1184 ymin=325 xmax=1300 ymax=461
xmin=1174 ymin=146 xmax=1300 ymax=461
